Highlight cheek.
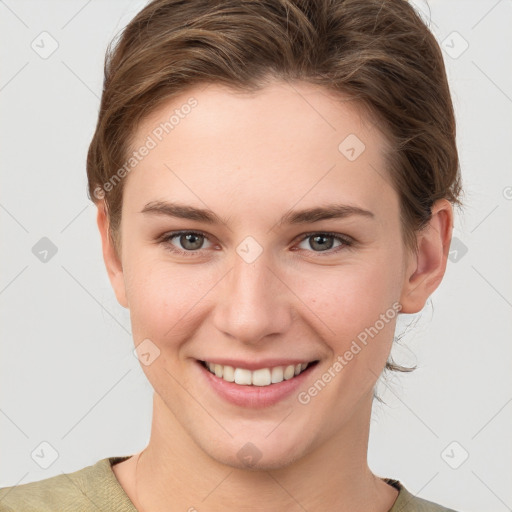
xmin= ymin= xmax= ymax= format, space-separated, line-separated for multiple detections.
xmin=301 ymin=259 xmax=401 ymax=330
xmin=123 ymin=241 xmax=403 ymax=354
xmin=337 ymin=257 xmax=403 ymax=372
xmin=122 ymin=254 xmax=221 ymax=346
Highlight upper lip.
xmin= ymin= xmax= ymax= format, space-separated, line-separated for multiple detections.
xmin=198 ymin=358 xmax=319 ymax=371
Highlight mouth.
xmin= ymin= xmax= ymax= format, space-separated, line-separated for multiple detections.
xmin=198 ymin=359 xmax=319 ymax=387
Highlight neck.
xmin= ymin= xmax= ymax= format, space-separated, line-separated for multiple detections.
xmin=131 ymin=392 xmax=397 ymax=512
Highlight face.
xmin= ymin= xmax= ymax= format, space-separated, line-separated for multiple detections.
xmin=101 ymin=80 xmax=424 ymax=470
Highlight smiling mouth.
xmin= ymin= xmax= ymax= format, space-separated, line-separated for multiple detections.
xmin=198 ymin=360 xmax=319 ymax=387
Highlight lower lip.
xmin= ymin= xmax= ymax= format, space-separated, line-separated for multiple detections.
xmin=196 ymin=360 xmax=317 ymax=408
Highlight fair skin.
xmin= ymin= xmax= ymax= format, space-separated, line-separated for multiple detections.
xmin=97 ymin=80 xmax=453 ymax=512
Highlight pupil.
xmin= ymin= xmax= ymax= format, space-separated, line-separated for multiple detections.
xmin=182 ymin=233 xmax=202 ymax=250
xmin=311 ymin=235 xmax=333 ymax=251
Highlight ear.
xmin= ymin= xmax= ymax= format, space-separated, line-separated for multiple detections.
xmin=399 ymin=199 xmax=454 ymax=314
xmin=96 ymin=201 xmax=128 ymax=308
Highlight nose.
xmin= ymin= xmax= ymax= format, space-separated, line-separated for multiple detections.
xmin=212 ymin=250 xmax=295 ymax=346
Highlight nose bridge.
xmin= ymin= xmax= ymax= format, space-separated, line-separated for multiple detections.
xmin=213 ymin=246 xmax=292 ymax=344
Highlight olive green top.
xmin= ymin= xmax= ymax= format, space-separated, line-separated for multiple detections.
xmin=0 ymin=456 xmax=459 ymax=511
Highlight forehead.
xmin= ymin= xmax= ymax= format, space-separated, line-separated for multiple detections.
xmin=132 ymin=80 xmax=385 ymax=151
xmin=123 ymin=80 xmax=397 ymax=223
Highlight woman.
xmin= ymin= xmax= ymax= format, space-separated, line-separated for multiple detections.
xmin=0 ymin=0 xmax=463 ymax=510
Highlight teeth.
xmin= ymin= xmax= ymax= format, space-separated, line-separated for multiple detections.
xmin=222 ymin=365 xmax=235 ymax=382
xmin=283 ymin=365 xmax=295 ymax=380
xmin=234 ymin=368 xmax=252 ymax=385
xmin=252 ymin=368 xmax=271 ymax=386
xmin=271 ymin=366 xmax=283 ymax=383
xmin=203 ymin=361 xmax=313 ymax=386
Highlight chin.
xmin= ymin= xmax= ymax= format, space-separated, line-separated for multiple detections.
xmin=200 ymin=435 xmax=308 ymax=471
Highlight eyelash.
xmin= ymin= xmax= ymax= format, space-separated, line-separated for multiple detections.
xmin=158 ymin=230 xmax=354 ymax=258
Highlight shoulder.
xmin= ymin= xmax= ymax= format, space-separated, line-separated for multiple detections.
xmin=387 ymin=478 xmax=461 ymax=512
xmin=0 ymin=456 xmax=136 ymax=512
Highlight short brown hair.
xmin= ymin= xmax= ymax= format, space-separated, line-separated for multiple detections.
xmin=86 ymin=0 xmax=463 ymax=377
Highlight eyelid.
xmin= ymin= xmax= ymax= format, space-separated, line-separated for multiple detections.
xmin=159 ymin=230 xmax=216 ymax=255
xmin=159 ymin=229 xmax=355 ymax=258
xmin=295 ymin=231 xmax=353 ymax=245
xmin=293 ymin=231 xmax=354 ymax=255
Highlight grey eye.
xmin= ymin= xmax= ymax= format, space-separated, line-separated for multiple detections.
xmin=298 ymin=234 xmax=340 ymax=252
xmin=168 ymin=232 xmax=212 ymax=251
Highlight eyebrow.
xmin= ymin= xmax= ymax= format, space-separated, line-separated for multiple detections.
xmin=140 ymin=200 xmax=375 ymax=226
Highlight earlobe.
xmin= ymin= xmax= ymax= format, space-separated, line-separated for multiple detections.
xmin=96 ymin=202 xmax=129 ymax=309
xmin=399 ymin=199 xmax=453 ymax=314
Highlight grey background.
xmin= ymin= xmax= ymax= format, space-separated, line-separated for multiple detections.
xmin=1 ymin=1 xmax=511 ymax=511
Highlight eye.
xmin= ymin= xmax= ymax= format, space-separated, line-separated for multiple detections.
xmin=295 ymin=232 xmax=353 ymax=254
xmin=158 ymin=230 xmax=354 ymax=258
xmin=160 ymin=230 xmax=214 ymax=256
